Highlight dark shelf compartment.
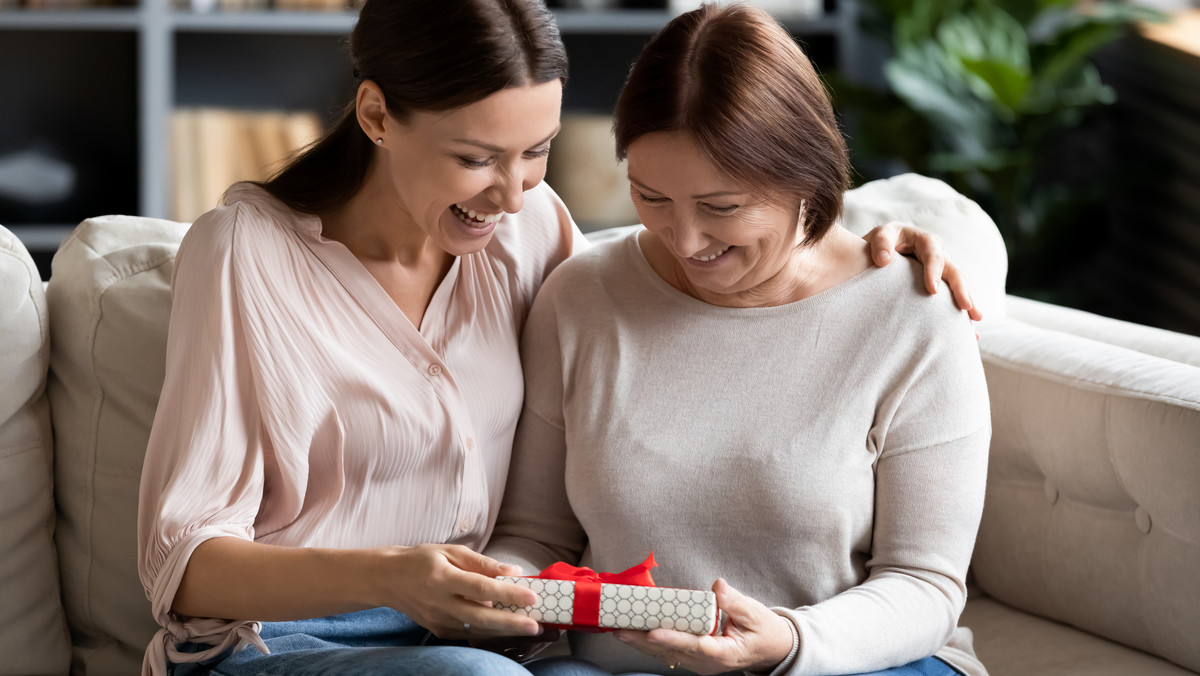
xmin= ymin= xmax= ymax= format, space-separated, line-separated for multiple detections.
xmin=0 ymin=30 xmax=138 ymax=227
xmin=175 ymin=32 xmax=356 ymax=122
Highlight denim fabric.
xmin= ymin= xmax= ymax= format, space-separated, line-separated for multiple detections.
xmin=169 ymin=609 xmax=961 ymax=676
xmin=849 ymin=656 xmax=962 ymax=676
xmin=525 ymin=654 xmax=961 ymax=676
xmin=170 ymin=608 xmax=532 ymax=676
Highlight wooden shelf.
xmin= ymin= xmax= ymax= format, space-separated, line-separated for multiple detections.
xmin=171 ymin=9 xmax=357 ymax=34
xmin=0 ymin=7 xmax=141 ymax=30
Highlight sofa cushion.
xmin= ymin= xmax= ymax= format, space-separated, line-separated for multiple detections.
xmin=47 ymin=215 xmax=189 ymax=676
xmin=840 ymin=173 xmax=1008 ymax=322
xmin=0 ymin=226 xmax=71 ymax=676
xmin=962 ymin=597 xmax=1196 ymax=675
xmin=975 ymin=319 xmax=1200 ymax=673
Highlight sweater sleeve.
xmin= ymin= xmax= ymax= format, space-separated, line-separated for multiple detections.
xmin=136 ymin=203 xmax=270 ymax=676
xmin=485 ymin=275 xmax=589 ymax=575
xmin=779 ymin=309 xmax=991 ymax=676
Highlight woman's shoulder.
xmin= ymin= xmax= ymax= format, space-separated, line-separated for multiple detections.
xmin=179 ymin=183 xmax=312 ymax=267
xmin=537 ymin=226 xmax=639 ymax=297
xmin=854 ymin=255 xmax=975 ymax=341
xmin=188 ymin=183 xmax=310 ymax=241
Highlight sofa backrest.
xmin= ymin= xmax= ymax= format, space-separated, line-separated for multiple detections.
xmin=0 ymin=225 xmax=71 ymax=676
xmin=47 ymin=215 xmax=189 ymax=675
xmin=839 ymin=172 xmax=1008 ymax=323
xmin=976 ymin=319 xmax=1200 ymax=673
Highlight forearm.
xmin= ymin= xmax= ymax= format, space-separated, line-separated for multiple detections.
xmin=172 ymin=536 xmax=385 ymax=621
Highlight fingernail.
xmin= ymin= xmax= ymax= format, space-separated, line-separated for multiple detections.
xmin=501 ymin=564 xmax=524 ymax=575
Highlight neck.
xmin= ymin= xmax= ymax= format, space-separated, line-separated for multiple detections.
xmin=320 ymin=158 xmax=444 ymax=269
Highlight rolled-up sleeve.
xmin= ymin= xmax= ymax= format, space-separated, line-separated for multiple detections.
xmin=137 ymin=204 xmax=270 ymax=675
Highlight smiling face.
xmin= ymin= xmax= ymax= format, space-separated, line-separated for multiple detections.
xmin=376 ymin=80 xmax=563 ymax=257
xmin=626 ymin=131 xmax=811 ymax=307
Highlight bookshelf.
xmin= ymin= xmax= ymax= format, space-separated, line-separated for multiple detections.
xmin=0 ymin=0 xmax=862 ymax=277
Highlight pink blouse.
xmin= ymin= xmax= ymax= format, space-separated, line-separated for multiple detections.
xmin=137 ymin=182 xmax=585 ymax=675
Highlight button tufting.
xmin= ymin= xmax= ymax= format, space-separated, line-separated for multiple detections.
xmin=1043 ymin=479 xmax=1059 ymax=505
xmin=1135 ymin=507 xmax=1152 ymax=534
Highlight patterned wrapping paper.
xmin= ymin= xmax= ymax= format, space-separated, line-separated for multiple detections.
xmin=495 ymin=576 xmax=720 ymax=635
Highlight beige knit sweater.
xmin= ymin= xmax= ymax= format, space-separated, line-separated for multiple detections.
xmin=487 ymin=230 xmax=991 ymax=676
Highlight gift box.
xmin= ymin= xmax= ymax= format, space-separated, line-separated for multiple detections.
xmin=495 ymin=554 xmax=720 ymax=635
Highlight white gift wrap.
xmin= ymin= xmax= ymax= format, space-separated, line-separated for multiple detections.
xmin=495 ymin=576 xmax=720 ymax=635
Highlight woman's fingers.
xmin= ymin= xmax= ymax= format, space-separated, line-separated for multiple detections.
xmin=445 ymin=545 xmax=524 ymax=577
xmin=941 ymin=261 xmax=983 ymax=320
xmin=865 ymin=222 xmax=904 ymax=267
xmin=450 ymin=567 xmax=539 ymax=608
xmin=389 ymin=544 xmax=541 ymax=638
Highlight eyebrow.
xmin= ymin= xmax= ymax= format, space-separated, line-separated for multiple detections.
xmin=627 ymin=176 xmax=745 ymax=200
xmin=452 ymin=126 xmax=561 ymax=154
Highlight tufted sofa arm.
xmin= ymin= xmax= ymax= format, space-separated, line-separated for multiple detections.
xmin=968 ymin=306 xmax=1200 ymax=674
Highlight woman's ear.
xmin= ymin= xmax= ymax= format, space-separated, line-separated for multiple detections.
xmin=356 ymin=80 xmax=389 ymax=143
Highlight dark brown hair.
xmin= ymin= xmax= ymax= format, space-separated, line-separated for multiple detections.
xmin=613 ymin=3 xmax=848 ymax=245
xmin=255 ymin=0 xmax=568 ymax=215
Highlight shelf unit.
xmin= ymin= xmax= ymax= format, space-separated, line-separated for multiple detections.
xmin=1 ymin=0 xmax=861 ymax=276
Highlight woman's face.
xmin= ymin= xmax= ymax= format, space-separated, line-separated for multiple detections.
xmin=625 ymin=131 xmax=805 ymax=305
xmin=381 ymin=80 xmax=563 ymax=256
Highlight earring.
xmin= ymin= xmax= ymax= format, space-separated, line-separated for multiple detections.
xmin=375 ymin=138 xmax=383 ymax=145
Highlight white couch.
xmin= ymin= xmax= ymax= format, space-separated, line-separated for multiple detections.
xmin=2 ymin=174 xmax=1197 ymax=675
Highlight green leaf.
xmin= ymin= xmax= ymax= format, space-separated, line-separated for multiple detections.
xmin=934 ymin=8 xmax=1032 ymax=111
xmin=885 ymin=42 xmax=1001 ymax=158
xmin=960 ymin=58 xmax=1031 ymax=112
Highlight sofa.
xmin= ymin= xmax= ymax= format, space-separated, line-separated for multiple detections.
xmin=2 ymin=174 xmax=1197 ymax=676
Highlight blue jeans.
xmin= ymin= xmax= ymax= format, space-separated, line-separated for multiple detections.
xmin=526 ymin=655 xmax=961 ymax=675
xmin=170 ymin=607 xmax=592 ymax=676
xmin=169 ymin=608 xmax=959 ymax=676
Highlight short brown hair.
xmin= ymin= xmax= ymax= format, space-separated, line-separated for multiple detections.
xmin=613 ymin=3 xmax=848 ymax=245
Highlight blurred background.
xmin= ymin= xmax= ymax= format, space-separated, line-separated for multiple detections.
xmin=1 ymin=0 xmax=1197 ymax=335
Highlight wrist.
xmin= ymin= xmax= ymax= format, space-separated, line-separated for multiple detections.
xmin=749 ymin=613 xmax=799 ymax=675
xmin=353 ymin=545 xmax=410 ymax=610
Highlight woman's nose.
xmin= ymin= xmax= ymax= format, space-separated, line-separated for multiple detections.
xmin=488 ymin=166 xmax=526 ymax=214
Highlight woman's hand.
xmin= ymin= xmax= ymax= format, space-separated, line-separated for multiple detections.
xmin=614 ymin=578 xmax=794 ymax=675
xmin=863 ymin=222 xmax=982 ymax=321
xmin=376 ymin=544 xmax=542 ymax=639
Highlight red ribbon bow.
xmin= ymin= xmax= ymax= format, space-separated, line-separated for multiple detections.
xmin=532 ymin=553 xmax=658 ymax=631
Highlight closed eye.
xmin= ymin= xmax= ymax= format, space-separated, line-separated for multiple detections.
xmin=524 ymin=147 xmax=551 ymax=160
xmin=704 ymin=203 xmax=739 ymax=215
xmin=635 ymin=191 xmax=668 ymax=205
xmin=457 ymin=156 xmax=493 ymax=169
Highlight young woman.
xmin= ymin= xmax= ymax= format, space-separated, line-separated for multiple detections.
xmin=138 ymin=1 xmax=977 ymax=674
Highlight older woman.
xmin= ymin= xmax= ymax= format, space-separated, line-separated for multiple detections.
xmin=486 ymin=5 xmax=990 ymax=676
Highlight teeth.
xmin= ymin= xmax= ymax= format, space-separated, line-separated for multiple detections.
xmin=453 ymin=204 xmax=502 ymax=225
xmin=692 ymin=245 xmax=730 ymax=262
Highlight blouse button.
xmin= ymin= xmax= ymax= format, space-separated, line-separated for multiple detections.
xmin=458 ymin=518 xmax=472 ymax=533
xmin=428 ymin=364 xmax=443 ymax=377
xmin=465 ymin=437 xmax=475 ymax=451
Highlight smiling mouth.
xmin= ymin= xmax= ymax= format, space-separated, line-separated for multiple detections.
xmin=691 ymin=245 xmax=731 ymax=262
xmin=451 ymin=203 xmax=502 ymax=226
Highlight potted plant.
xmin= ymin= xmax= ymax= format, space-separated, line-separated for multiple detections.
xmin=835 ymin=0 xmax=1163 ymax=295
